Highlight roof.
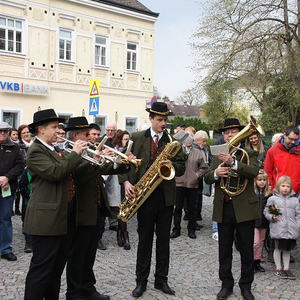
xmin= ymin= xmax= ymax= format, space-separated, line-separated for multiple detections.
xmin=170 ymin=104 xmax=201 ymax=118
xmin=91 ymin=0 xmax=159 ymax=17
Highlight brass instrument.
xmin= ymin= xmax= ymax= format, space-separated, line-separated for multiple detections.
xmin=57 ymin=135 xmax=115 ymax=166
xmin=118 ymin=135 xmax=182 ymax=222
xmin=93 ymin=137 xmax=142 ymax=171
xmin=220 ymin=116 xmax=264 ymax=197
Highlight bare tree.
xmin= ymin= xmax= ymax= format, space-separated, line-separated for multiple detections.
xmin=176 ymin=86 xmax=204 ymax=106
xmin=193 ymin=0 xmax=300 ymax=123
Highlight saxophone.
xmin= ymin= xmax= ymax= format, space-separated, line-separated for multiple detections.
xmin=118 ymin=137 xmax=182 ymax=222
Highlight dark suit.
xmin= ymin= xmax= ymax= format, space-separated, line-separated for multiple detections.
xmin=204 ymin=148 xmax=259 ymax=290
xmin=24 ymin=139 xmax=82 ymax=300
xmin=119 ymin=129 xmax=186 ymax=285
xmin=66 ymin=160 xmax=129 ymax=299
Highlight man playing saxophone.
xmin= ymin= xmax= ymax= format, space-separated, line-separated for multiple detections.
xmin=204 ymin=118 xmax=259 ymax=300
xmin=119 ymin=102 xmax=186 ymax=298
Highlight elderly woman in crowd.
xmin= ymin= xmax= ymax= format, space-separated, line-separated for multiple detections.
xmin=193 ymin=130 xmax=210 ymax=222
xmin=18 ymin=124 xmax=33 ymax=161
xmin=170 ymin=129 xmax=208 ymax=239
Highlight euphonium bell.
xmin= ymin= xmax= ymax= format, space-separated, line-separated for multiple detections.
xmin=220 ymin=116 xmax=264 ymax=197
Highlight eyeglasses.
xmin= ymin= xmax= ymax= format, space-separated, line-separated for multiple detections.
xmin=286 ymin=136 xmax=298 ymax=142
xmin=0 ymin=129 xmax=9 ymax=133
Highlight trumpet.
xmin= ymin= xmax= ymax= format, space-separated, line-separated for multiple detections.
xmin=94 ymin=136 xmax=142 ymax=171
xmin=57 ymin=135 xmax=115 ymax=166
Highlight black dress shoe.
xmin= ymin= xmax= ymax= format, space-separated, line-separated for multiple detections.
xmin=195 ymin=223 xmax=203 ymax=231
xmin=15 ymin=209 xmax=22 ymax=216
xmin=132 ymin=283 xmax=146 ymax=298
xmin=87 ymin=291 xmax=110 ymax=300
xmin=170 ymin=229 xmax=180 ymax=239
xmin=188 ymin=230 xmax=196 ymax=239
xmin=24 ymin=241 xmax=33 ymax=253
xmin=1 ymin=252 xmax=17 ymax=261
xmin=241 ymin=289 xmax=254 ymax=300
xmin=183 ymin=214 xmax=189 ymax=221
xmin=109 ymin=225 xmax=117 ymax=231
xmin=97 ymin=240 xmax=107 ymax=250
xmin=154 ymin=281 xmax=175 ymax=295
xmin=196 ymin=214 xmax=203 ymax=221
xmin=217 ymin=287 xmax=233 ymax=300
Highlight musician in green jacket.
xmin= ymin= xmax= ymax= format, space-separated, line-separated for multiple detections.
xmin=24 ymin=109 xmax=87 ymax=300
xmin=65 ymin=117 xmax=131 ymax=300
xmin=204 ymin=118 xmax=259 ymax=300
xmin=119 ymin=102 xmax=186 ymax=298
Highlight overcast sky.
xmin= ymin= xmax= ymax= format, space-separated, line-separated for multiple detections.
xmin=141 ymin=0 xmax=203 ymax=101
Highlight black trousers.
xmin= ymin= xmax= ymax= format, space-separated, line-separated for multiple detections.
xmin=218 ymin=201 xmax=255 ymax=290
xmin=24 ymin=204 xmax=74 ymax=300
xmin=196 ymin=181 xmax=203 ymax=217
xmin=136 ymin=188 xmax=173 ymax=284
xmin=66 ymin=207 xmax=101 ymax=298
xmin=173 ymin=187 xmax=197 ymax=230
xmin=24 ymin=233 xmax=72 ymax=300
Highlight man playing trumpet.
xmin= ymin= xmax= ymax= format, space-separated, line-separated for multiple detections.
xmin=64 ymin=117 xmax=132 ymax=300
xmin=204 ymin=118 xmax=259 ymax=300
xmin=24 ymin=109 xmax=88 ymax=300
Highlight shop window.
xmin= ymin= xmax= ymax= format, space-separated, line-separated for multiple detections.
xmin=2 ymin=111 xmax=19 ymax=128
xmin=125 ymin=117 xmax=137 ymax=133
xmin=94 ymin=115 xmax=107 ymax=134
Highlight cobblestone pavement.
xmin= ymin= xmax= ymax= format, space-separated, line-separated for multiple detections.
xmin=0 ymin=196 xmax=299 ymax=300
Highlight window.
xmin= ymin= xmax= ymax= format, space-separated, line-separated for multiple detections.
xmin=127 ymin=42 xmax=137 ymax=71
xmin=95 ymin=36 xmax=107 ymax=66
xmin=2 ymin=111 xmax=19 ymax=128
xmin=59 ymin=29 xmax=72 ymax=61
xmin=94 ymin=116 xmax=107 ymax=134
xmin=0 ymin=16 xmax=23 ymax=53
xmin=125 ymin=117 xmax=138 ymax=133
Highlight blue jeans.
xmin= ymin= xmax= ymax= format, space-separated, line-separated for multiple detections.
xmin=0 ymin=195 xmax=14 ymax=255
xmin=212 ymin=221 xmax=218 ymax=233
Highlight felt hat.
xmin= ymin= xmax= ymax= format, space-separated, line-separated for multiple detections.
xmin=29 ymin=109 xmax=64 ymax=133
xmin=64 ymin=117 xmax=92 ymax=132
xmin=217 ymin=118 xmax=244 ymax=133
xmin=146 ymin=102 xmax=173 ymax=116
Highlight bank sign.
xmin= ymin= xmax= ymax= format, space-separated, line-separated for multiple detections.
xmin=0 ymin=80 xmax=50 ymax=96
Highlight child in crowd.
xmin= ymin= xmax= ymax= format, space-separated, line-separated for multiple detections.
xmin=264 ymin=176 xmax=300 ymax=280
xmin=253 ymin=170 xmax=271 ymax=272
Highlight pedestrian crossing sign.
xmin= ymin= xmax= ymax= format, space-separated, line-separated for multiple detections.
xmin=89 ymin=97 xmax=99 ymax=115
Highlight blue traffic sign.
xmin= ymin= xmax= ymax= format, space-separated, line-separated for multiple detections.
xmin=89 ymin=97 xmax=99 ymax=115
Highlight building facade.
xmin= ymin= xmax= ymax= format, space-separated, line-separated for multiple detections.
xmin=0 ymin=0 xmax=158 ymax=132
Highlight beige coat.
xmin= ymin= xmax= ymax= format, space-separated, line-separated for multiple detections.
xmin=176 ymin=145 xmax=208 ymax=188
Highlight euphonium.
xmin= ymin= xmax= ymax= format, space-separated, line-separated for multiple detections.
xmin=220 ymin=116 xmax=264 ymax=197
xmin=118 ymin=137 xmax=182 ymax=222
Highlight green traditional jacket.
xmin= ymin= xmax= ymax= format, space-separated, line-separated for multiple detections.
xmin=204 ymin=147 xmax=260 ymax=223
xmin=24 ymin=140 xmax=82 ymax=236
xmin=72 ymin=160 xmax=129 ymax=226
xmin=119 ymin=129 xmax=186 ymax=206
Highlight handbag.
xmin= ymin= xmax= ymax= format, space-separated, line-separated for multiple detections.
xmin=202 ymin=178 xmax=212 ymax=197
